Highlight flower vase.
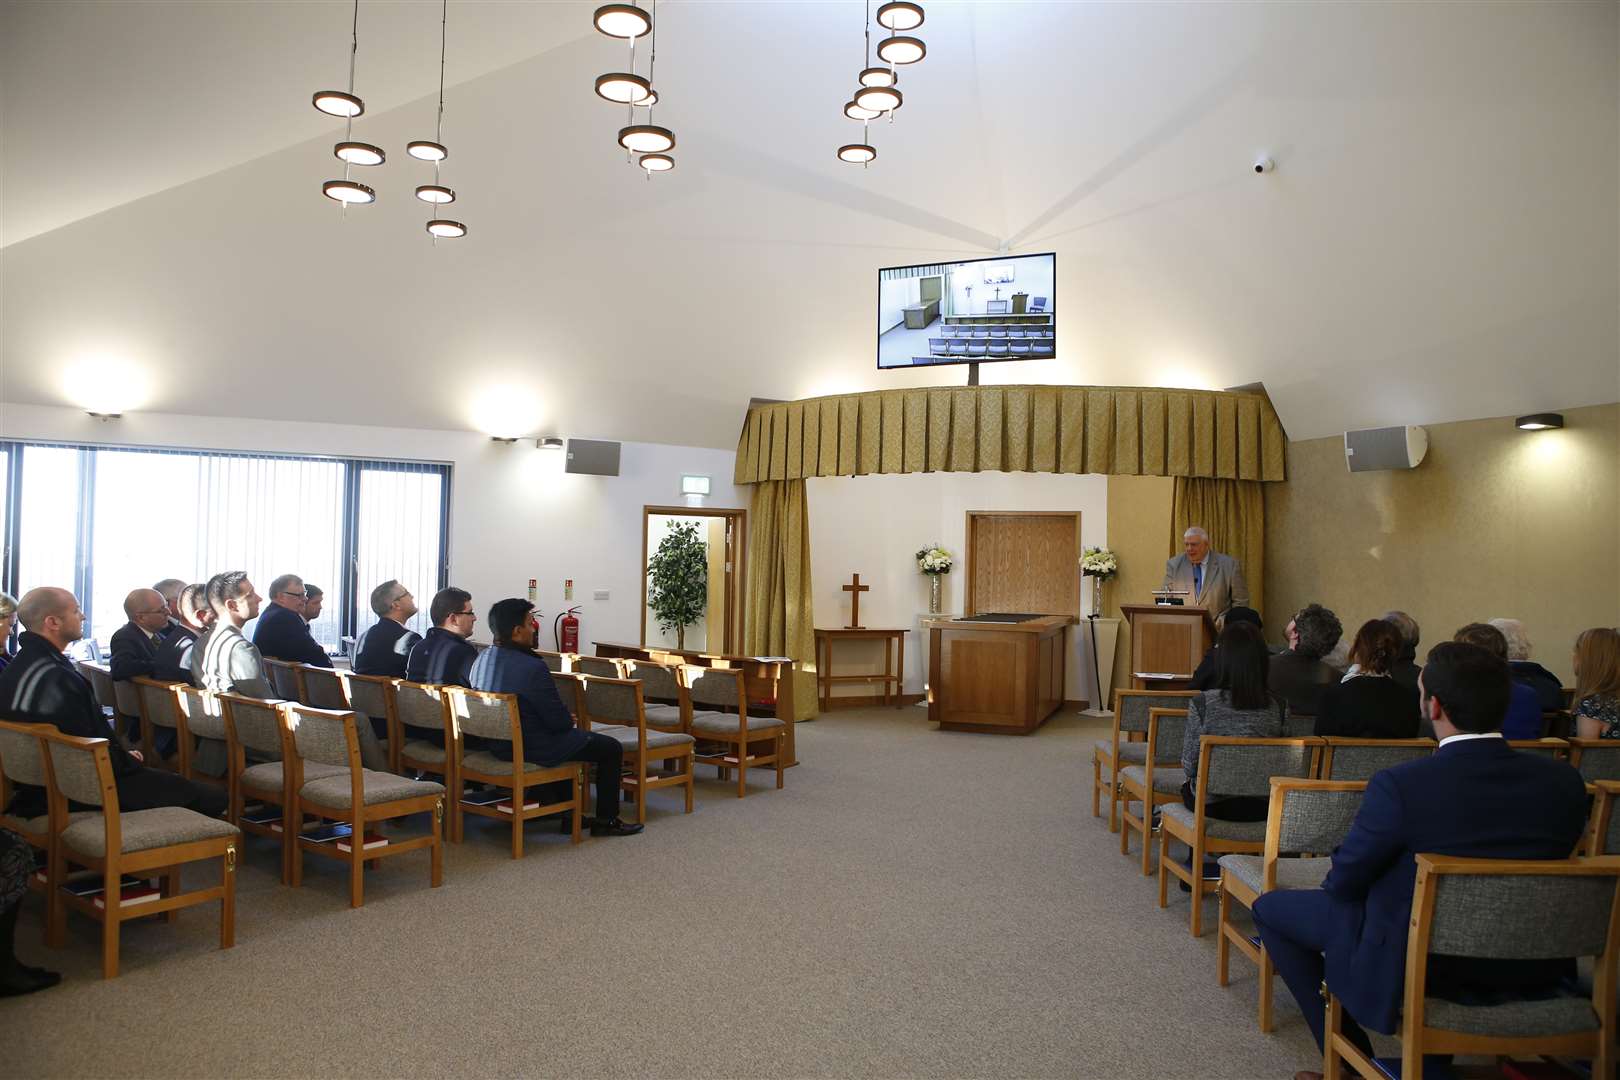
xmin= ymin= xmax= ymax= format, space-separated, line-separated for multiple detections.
xmin=1089 ymin=575 xmax=1106 ymax=618
xmin=929 ymin=574 xmax=943 ymax=615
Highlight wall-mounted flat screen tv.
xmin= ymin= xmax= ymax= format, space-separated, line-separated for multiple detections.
xmin=877 ymin=252 xmax=1055 ymax=370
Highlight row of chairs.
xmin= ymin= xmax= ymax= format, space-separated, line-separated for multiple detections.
xmin=926 ymin=337 xmax=1055 ymax=360
xmin=1086 ymin=687 xmax=1620 ymax=1079
xmin=935 ymin=325 xmax=1054 ymax=339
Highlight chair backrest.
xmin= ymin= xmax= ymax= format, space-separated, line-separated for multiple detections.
xmin=1570 ymin=739 xmax=1620 ymax=783
xmin=583 ymin=677 xmax=644 ymax=728
xmin=535 ymin=649 xmax=567 ymax=673
xmin=0 ymin=719 xmax=50 ymax=789
xmin=448 ymin=688 xmax=520 ymax=746
xmin=1417 ymin=855 xmax=1620 ymax=967
xmin=42 ymin=731 xmax=112 ymax=808
xmin=686 ymin=666 xmax=746 ymax=711
xmin=1147 ymin=708 xmax=1189 ymax=762
xmin=1268 ymin=778 xmax=1368 ymax=858
xmin=626 ymin=660 xmax=682 ymax=703
xmin=1320 ymin=738 xmax=1435 ymax=781
xmin=78 ymin=661 xmax=116 ymax=710
xmin=286 ymin=705 xmax=358 ymax=770
xmin=1201 ymin=737 xmax=1318 ymax=798
xmin=263 ymin=658 xmax=304 ymax=701
xmin=220 ymin=694 xmax=287 ymax=758
xmin=1031 ymin=296 xmax=1047 ymax=311
xmin=341 ymin=672 xmax=395 ymax=734
xmin=1115 ymin=688 xmax=1197 ymax=736
xmin=1509 ymin=738 xmax=1570 ymax=760
xmin=174 ymin=685 xmax=226 ymax=741
xmin=135 ymin=677 xmax=183 ymax=731
xmin=395 ymin=682 xmax=450 ymax=738
xmin=301 ymin=665 xmax=350 ymax=710
xmin=1591 ymin=781 xmax=1620 ymax=857
xmin=573 ymin=656 xmax=621 ymax=679
xmin=113 ymin=677 xmax=142 ymax=717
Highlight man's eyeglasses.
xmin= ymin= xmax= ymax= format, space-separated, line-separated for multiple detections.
xmin=280 ymin=590 xmax=307 ymax=600
xmin=453 ymin=609 xmax=476 ymax=619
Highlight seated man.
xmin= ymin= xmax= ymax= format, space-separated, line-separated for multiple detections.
xmin=405 ymin=588 xmax=478 ymax=748
xmin=1454 ymin=622 xmax=1542 ymax=739
xmin=152 ymin=578 xmax=188 ymax=639
xmin=251 ymin=573 xmax=331 ymax=667
xmin=0 ymin=588 xmax=226 ymax=820
xmin=153 ymin=583 xmax=211 ymax=685
xmin=469 ymin=598 xmax=643 ymax=837
xmin=1253 ymin=641 xmax=1588 ymax=1079
xmin=1268 ymin=603 xmax=1343 ymax=716
xmin=353 ymin=580 xmax=422 ymax=681
xmin=109 ymin=587 xmax=169 ymax=682
xmin=302 ymin=584 xmax=324 ymax=625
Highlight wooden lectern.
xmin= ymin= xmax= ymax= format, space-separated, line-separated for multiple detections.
xmin=1121 ymin=604 xmax=1216 ymax=691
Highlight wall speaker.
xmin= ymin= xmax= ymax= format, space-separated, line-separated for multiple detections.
xmin=565 ymin=438 xmax=621 ymax=476
xmin=1343 ymin=426 xmax=1428 ymax=473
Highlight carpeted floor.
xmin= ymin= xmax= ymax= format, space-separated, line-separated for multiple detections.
xmin=5 ymin=707 xmax=1324 ymax=1079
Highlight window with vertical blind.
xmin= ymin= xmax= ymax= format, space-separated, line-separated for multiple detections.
xmin=0 ymin=440 xmax=450 ymax=652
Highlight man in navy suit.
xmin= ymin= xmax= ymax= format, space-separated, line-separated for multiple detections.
xmin=251 ymin=573 xmax=332 ymax=667
xmin=1252 ymin=641 xmax=1588 ymax=1079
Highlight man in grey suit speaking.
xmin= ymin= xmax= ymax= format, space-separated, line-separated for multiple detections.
xmin=1161 ymin=526 xmax=1250 ymax=620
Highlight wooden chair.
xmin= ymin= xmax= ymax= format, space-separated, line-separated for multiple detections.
xmin=572 ymin=672 xmax=695 ymax=825
xmin=1508 ymin=738 xmax=1570 ymax=759
xmin=534 ymin=650 xmax=569 ymax=673
xmin=1588 ymin=781 xmax=1620 ymax=856
xmin=1324 ymin=854 xmax=1620 ymax=1080
xmin=444 ymin=687 xmax=583 ymax=858
xmin=112 ymin=677 xmax=144 ymax=740
xmin=338 ymin=671 xmax=397 ymax=772
xmin=392 ymin=681 xmax=459 ymax=839
xmin=1569 ymin=738 xmax=1620 ymax=788
xmin=572 ymin=655 xmax=621 ymax=679
xmin=623 ymin=659 xmax=687 ymax=734
xmin=683 ymin=665 xmax=785 ymax=798
xmin=1317 ymin=737 xmax=1434 ymax=781
xmin=1093 ymin=688 xmax=1196 ymax=831
xmin=1158 ymin=736 xmax=1320 ymax=937
xmin=300 ymin=665 xmax=350 ymax=711
xmin=76 ymin=660 xmax=117 ymax=721
xmin=172 ymin=684 xmax=229 ymax=785
xmin=1217 ymin=778 xmax=1367 ymax=1031
xmin=262 ymin=658 xmax=307 ymax=702
xmin=0 ymin=719 xmax=81 ymax=946
xmin=41 ymin=728 xmax=240 ymax=978
xmin=1118 ymin=708 xmax=1189 ymax=875
xmin=131 ymin=676 xmax=185 ymax=768
xmin=220 ymin=692 xmax=340 ymax=883
xmin=284 ymin=704 xmax=444 ymax=908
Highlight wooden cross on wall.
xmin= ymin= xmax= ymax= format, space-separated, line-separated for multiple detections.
xmin=843 ymin=573 xmax=870 ymax=629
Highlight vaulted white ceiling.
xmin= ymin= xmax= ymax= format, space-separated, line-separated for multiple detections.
xmin=2 ymin=0 xmax=1616 ymax=450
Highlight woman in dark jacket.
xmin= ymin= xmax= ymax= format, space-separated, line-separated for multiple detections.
xmin=1181 ymin=621 xmax=1287 ymax=821
xmin=1315 ymin=619 xmax=1420 ymax=739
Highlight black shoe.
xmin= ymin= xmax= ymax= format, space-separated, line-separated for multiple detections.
xmin=0 ymin=965 xmax=61 ymax=997
xmin=589 ymin=817 xmax=645 ymax=837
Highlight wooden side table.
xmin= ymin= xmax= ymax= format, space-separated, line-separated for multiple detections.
xmin=814 ymin=628 xmax=907 ymax=711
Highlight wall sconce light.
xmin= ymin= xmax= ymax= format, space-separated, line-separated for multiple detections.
xmin=537 ymin=436 xmax=565 ymax=450
xmin=87 ymin=412 xmax=122 ymax=422
xmin=490 ymin=436 xmax=520 ymax=444
xmin=680 ymin=474 xmax=711 ymax=496
xmin=1515 ymin=413 xmax=1564 ymax=431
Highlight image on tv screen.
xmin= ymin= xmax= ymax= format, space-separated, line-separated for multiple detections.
xmin=877 ymin=252 xmax=1055 ymax=370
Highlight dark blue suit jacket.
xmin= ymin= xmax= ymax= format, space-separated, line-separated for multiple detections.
xmin=354 ymin=619 xmax=421 ymax=679
xmin=468 ymin=644 xmax=587 ymax=767
xmin=250 ymin=603 xmax=332 ymax=667
xmin=1320 ymin=735 xmax=1588 ymax=1034
xmin=405 ymin=628 xmax=476 ymax=688
xmin=109 ymin=621 xmax=159 ymax=682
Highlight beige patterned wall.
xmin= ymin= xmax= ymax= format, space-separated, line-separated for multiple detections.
xmin=1106 ymin=475 xmax=1177 ymax=696
xmin=1265 ymin=403 xmax=1619 ymax=684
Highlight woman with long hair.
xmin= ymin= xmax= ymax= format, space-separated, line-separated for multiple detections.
xmin=1573 ymin=627 xmax=1620 ymax=740
xmin=1180 ymin=621 xmax=1287 ymax=821
xmin=1315 ymin=619 xmax=1420 ymax=738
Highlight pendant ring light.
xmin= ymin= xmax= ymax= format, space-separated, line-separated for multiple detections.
xmin=876 ymin=2 xmax=924 ymax=30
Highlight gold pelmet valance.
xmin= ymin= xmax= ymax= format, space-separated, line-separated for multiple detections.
xmin=733 ymin=385 xmax=1287 ymax=485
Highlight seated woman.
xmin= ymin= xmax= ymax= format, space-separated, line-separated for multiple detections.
xmin=1491 ymin=617 xmax=1566 ymax=712
xmin=1181 ymin=621 xmax=1287 ymax=822
xmin=1190 ymin=607 xmax=1262 ymax=690
xmin=1315 ymin=619 xmax=1420 ymax=739
xmin=1572 ymin=627 xmax=1620 ymax=741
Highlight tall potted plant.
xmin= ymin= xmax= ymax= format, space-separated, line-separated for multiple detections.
xmin=648 ymin=521 xmax=709 ymax=650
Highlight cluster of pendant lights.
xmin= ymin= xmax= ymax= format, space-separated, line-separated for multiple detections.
xmin=311 ymin=0 xmax=466 ymax=239
xmin=592 ymin=3 xmax=676 ymax=174
xmin=839 ymin=1 xmax=927 ymax=165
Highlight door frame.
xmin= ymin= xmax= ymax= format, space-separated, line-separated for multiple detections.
xmin=963 ymin=509 xmax=1082 ymax=616
xmin=641 ymin=505 xmax=747 ymax=653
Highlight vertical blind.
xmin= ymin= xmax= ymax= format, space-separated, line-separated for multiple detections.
xmin=0 ymin=440 xmax=450 ymax=652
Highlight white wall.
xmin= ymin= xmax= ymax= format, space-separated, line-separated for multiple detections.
xmin=0 ymin=402 xmax=745 ymax=653
xmin=806 ymin=471 xmax=1108 ymax=704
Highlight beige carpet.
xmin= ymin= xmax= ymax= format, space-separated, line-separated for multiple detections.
xmin=5 ymin=708 xmax=1323 ymax=1079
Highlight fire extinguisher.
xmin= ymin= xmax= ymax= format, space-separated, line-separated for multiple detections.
xmin=554 ymin=607 xmax=581 ymax=653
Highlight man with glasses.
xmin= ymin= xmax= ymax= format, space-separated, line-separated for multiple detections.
xmin=354 ymin=580 xmax=422 ymax=684
xmin=110 ymin=587 xmax=169 ymax=683
xmin=251 ymin=573 xmax=332 ymax=668
xmin=404 ymin=587 xmax=479 ymax=748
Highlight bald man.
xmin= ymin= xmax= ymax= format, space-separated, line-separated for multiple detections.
xmin=0 ymin=588 xmax=225 ymax=820
xmin=109 ymin=587 xmax=169 ymax=683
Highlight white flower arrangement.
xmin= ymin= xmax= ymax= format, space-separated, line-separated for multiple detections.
xmin=916 ymin=544 xmax=953 ymax=575
xmin=1080 ymin=546 xmax=1118 ymax=580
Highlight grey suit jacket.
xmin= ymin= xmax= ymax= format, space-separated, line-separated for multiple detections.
xmin=1160 ymin=551 xmax=1249 ymax=618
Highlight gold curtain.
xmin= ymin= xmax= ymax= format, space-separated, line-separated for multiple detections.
xmin=734 ymin=385 xmax=1286 ymax=485
xmin=1169 ymin=477 xmax=1266 ymax=618
xmin=743 ymin=479 xmax=819 ymax=721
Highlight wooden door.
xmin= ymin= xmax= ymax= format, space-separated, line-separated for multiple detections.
xmin=964 ymin=511 xmax=1080 ymax=616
